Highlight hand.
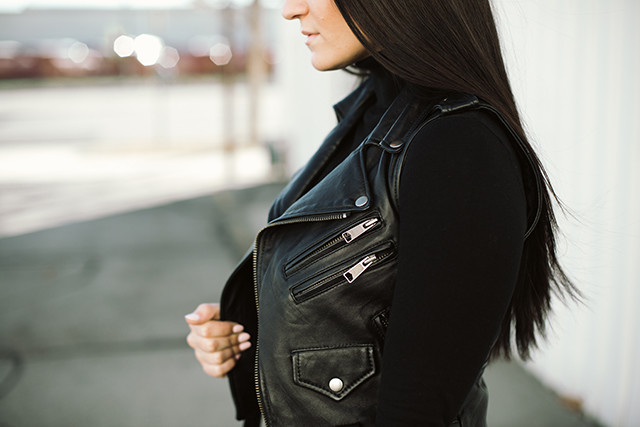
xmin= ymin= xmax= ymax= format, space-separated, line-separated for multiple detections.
xmin=185 ymin=303 xmax=252 ymax=378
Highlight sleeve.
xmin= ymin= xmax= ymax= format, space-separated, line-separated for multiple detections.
xmin=374 ymin=113 xmax=528 ymax=426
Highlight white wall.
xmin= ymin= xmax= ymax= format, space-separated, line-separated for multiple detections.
xmin=492 ymin=1 xmax=640 ymax=426
xmin=273 ymin=1 xmax=640 ymax=425
xmin=273 ymin=11 xmax=358 ymax=173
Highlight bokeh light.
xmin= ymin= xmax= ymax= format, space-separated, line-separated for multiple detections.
xmin=209 ymin=42 xmax=232 ymax=66
xmin=113 ymin=35 xmax=135 ymax=58
xmin=158 ymin=46 xmax=180 ymax=69
xmin=134 ymin=33 xmax=164 ymax=66
xmin=67 ymin=41 xmax=88 ymax=64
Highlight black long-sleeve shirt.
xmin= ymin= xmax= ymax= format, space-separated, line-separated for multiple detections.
xmin=330 ymin=66 xmax=527 ymax=425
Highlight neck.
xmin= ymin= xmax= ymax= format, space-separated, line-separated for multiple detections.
xmin=352 ymin=58 xmax=402 ymax=113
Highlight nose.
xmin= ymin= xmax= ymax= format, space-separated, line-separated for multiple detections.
xmin=281 ymin=0 xmax=307 ymax=20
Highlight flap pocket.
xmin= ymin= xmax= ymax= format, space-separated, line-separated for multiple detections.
xmin=291 ymin=344 xmax=376 ymax=401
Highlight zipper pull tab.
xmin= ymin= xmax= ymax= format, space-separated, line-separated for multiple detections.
xmin=343 ymin=254 xmax=377 ymax=283
xmin=342 ymin=218 xmax=379 ymax=243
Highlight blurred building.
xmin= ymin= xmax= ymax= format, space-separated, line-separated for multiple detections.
xmin=0 ymin=5 xmax=280 ymax=79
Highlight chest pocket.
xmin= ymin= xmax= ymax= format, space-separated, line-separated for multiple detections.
xmin=290 ymin=241 xmax=396 ymax=304
xmin=283 ymin=214 xmax=383 ymax=279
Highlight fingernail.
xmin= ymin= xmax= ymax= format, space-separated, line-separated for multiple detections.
xmin=235 ymin=354 xmax=241 ymax=360
xmin=239 ymin=341 xmax=252 ymax=351
xmin=184 ymin=313 xmax=199 ymax=321
xmin=238 ymin=332 xmax=251 ymax=342
xmin=232 ymin=324 xmax=244 ymax=333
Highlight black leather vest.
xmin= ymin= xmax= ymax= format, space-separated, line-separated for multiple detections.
xmin=220 ymin=80 xmax=539 ymax=426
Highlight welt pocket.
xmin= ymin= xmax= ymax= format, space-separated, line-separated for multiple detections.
xmin=284 ymin=215 xmax=382 ymax=278
xmin=372 ymin=307 xmax=391 ymax=342
xmin=290 ymin=242 xmax=395 ymax=304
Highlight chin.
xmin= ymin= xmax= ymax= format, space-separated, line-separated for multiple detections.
xmin=311 ymin=57 xmax=363 ymax=72
xmin=310 ymin=58 xmax=343 ymax=71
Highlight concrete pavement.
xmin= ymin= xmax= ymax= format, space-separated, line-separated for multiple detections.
xmin=0 ymin=78 xmax=284 ymax=238
xmin=0 ymin=183 xmax=601 ymax=426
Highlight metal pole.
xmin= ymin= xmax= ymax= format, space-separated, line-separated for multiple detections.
xmin=246 ymin=0 xmax=267 ymax=146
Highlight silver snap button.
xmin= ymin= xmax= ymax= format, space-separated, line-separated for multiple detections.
xmin=355 ymin=196 xmax=368 ymax=207
xmin=329 ymin=377 xmax=344 ymax=392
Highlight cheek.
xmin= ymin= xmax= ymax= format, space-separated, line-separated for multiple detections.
xmin=342 ymin=35 xmax=368 ymax=58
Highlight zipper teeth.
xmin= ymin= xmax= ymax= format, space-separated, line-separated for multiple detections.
xmin=295 ymin=270 xmax=344 ymax=298
xmin=294 ymin=247 xmax=394 ymax=299
xmin=252 ymin=212 xmax=348 ymax=426
xmin=305 ymin=216 xmax=379 ymax=259
xmin=274 ymin=213 xmax=348 ymax=226
xmin=375 ymin=249 xmax=393 ymax=264
xmin=285 ymin=235 xmax=343 ymax=276
xmin=306 ymin=235 xmax=343 ymax=260
xmin=285 ymin=216 xmax=380 ymax=275
xmin=252 ymin=243 xmax=265 ymax=426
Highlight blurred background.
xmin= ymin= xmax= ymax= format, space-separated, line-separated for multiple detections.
xmin=0 ymin=0 xmax=638 ymax=426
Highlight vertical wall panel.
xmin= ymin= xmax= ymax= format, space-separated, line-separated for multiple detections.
xmin=275 ymin=17 xmax=357 ymax=174
xmin=494 ymin=1 xmax=640 ymax=425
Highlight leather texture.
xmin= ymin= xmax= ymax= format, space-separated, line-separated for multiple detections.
xmin=220 ymin=80 xmax=533 ymax=426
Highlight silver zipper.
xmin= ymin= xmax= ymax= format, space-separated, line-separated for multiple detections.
xmin=342 ymin=218 xmax=379 ymax=243
xmin=343 ymin=254 xmax=377 ymax=283
xmin=252 ymin=212 xmax=348 ymax=426
xmin=284 ymin=216 xmax=380 ymax=276
xmin=292 ymin=244 xmax=395 ymax=303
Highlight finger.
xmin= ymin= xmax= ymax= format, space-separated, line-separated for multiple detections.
xmin=184 ymin=303 xmax=220 ymax=325
xmin=195 ymin=347 xmax=234 ymax=366
xmin=187 ymin=331 xmax=251 ymax=353
xmin=194 ymin=342 xmax=251 ymax=365
xmin=198 ymin=352 xmax=239 ymax=378
xmin=194 ymin=346 xmax=237 ymax=366
xmin=190 ymin=320 xmax=247 ymax=339
xmin=187 ymin=333 xmax=230 ymax=353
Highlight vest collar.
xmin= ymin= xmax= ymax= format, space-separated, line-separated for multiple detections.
xmin=332 ymin=77 xmax=374 ymax=122
xmin=270 ymin=83 xmax=435 ymax=223
xmin=267 ymin=79 xmax=375 ymax=222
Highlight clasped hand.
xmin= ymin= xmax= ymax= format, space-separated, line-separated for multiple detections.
xmin=185 ymin=303 xmax=252 ymax=378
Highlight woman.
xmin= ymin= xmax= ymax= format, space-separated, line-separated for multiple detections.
xmin=185 ymin=0 xmax=576 ymax=425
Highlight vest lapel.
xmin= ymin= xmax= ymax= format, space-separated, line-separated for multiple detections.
xmin=274 ymin=146 xmax=372 ymax=221
xmin=268 ymin=79 xmax=374 ymax=221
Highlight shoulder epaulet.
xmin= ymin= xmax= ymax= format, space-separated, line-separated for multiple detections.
xmin=434 ymin=93 xmax=480 ymax=114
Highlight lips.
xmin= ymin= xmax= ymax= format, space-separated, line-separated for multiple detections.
xmin=302 ymin=30 xmax=319 ymax=45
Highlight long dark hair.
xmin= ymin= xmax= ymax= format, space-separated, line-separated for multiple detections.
xmin=335 ymin=0 xmax=578 ymax=360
